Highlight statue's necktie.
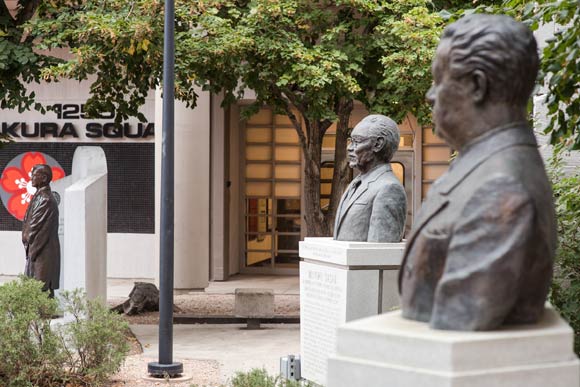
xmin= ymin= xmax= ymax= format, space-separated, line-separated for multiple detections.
xmin=347 ymin=178 xmax=362 ymax=201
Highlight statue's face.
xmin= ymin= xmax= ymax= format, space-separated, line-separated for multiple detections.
xmin=30 ymin=168 xmax=47 ymax=189
xmin=347 ymin=122 xmax=378 ymax=173
xmin=426 ymin=40 xmax=474 ymax=149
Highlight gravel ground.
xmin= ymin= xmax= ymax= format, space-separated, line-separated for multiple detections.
xmin=107 ymin=356 xmax=222 ymax=387
xmin=105 ymin=293 xmax=300 ymax=386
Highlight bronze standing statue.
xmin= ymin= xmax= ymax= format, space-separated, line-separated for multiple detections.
xmin=22 ymin=164 xmax=60 ymax=297
xmin=333 ymin=114 xmax=407 ymax=243
xmin=399 ymin=14 xmax=557 ymax=331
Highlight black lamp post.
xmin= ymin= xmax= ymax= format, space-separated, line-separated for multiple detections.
xmin=147 ymin=0 xmax=183 ymax=377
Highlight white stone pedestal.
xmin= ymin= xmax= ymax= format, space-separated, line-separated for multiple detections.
xmin=51 ymin=147 xmax=108 ymax=301
xmin=327 ymin=308 xmax=580 ymax=387
xmin=299 ymin=237 xmax=405 ymax=386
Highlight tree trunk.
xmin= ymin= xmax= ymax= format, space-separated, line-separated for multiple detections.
xmin=280 ymin=95 xmax=354 ymax=237
xmin=325 ymin=99 xmax=353 ymax=233
xmin=302 ymin=128 xmax=330 ymax=237
xmin=301 ymin=103 xmax=353 ymax=237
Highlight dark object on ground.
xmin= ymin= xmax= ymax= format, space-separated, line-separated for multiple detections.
xmin=399 ymin=14 xmax=556 ymax=331
xmin=112 ymin=282 xmax=161 ymax=315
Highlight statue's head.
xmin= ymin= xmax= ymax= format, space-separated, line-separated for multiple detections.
xmin=31 ymin=164 xmax=52 ymax=189
xmin=426 ymin=14 xmax=539 ymax=149
xmin=347 ymin=114 xmax=400 ymax=174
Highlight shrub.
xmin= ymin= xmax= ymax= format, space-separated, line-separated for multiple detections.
xmin=548 ymin=150 xmax=580 ymax=355
xmin=0 ymin=277 xmax=129 ymax=387
xmin=0 ymin=277 xmax=65 ymax=387
xmin=229 ymin=368 xmax=313 ymax=387
xmin=58 ymin=289 xmax=130 ymax=386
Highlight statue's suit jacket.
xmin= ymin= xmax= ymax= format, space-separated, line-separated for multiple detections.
xmin=399 ymin=125 xmax=556 ymax=330
xmin=22 ymin=185 xmax=61 ymax=290
xmin=334 ymin=163 xmax=406 ymax=243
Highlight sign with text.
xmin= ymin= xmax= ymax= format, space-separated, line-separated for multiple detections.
xmin=0 ymin=80 xmax=155 ymax=143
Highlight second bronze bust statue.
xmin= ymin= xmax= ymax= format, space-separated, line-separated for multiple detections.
xmin=399 ymin=14 xmax=556 ymax=331
xmin=333 ymin=114 xmax=407 ymax=243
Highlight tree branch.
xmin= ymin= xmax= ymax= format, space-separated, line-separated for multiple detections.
xmin=319 ymin=118 xmax=333 ymax=139
xmin=278 ymin=86 xmax=312 ymax=142
xmin=283 ymin=104 xmax=308 ymax=154
xmin=277 ymin=85 xmax=308 ymax=115
xmin=270 ymin=85 xmax=308 ymax=153
xmin=16 ymin=0 xmax=42 ymax=25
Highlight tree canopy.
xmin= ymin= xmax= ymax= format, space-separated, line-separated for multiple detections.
xmin=0 ymin=0 xmax=56 ymax=113
xmin=0 ymin=0 xmax=55 ymax=145
xmin=15 ymin=0 xmax=445 ymax=124
xmin=0 ymin=0 xmax=510 ymax=234
xmin=12 ymin=0 xmax=446 ymax=235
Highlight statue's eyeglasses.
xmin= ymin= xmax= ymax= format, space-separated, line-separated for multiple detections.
xmin=347 ymin=136 xmax=375 ymax=147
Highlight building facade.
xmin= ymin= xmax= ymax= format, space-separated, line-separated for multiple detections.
xmin=0 ymin=79 xmax=156 ymax=279
xmin=0 ymin=80 xmax=452 ymax=288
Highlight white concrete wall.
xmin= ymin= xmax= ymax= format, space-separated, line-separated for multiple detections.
xmin=155 ymin=88 xmax=211 ymax=289
xmin=228 ymin=105 xmax=242 ymax=276
xmin=107 ymin=233 xmax=156 ymax=278
xmin=0 ymin=232 xmax=156 ymax=279
xmin=0 ymin=232 xmax=25 ymax=274
xmin=210 ymin=93 xmax=229 ymax=281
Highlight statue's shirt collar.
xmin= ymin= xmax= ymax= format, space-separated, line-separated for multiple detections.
xmin=356 ymin=163 xmax=392 ymax=186
xmin=437 ymin=123 xmax=537 ymax=195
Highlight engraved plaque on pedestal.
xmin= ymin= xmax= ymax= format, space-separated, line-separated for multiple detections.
xmin=299 ymin=237 xmax=405 ymax=386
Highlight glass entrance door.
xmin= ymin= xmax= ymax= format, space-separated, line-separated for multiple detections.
xmin=243 ymin=109 xmax=302 ymax=272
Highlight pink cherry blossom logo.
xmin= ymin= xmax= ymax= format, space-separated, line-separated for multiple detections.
xmin=0 ymin=152 xmax=65 ymax=220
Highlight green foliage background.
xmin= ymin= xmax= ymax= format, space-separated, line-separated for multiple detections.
xmin=515 ymin=0 xmax=580 ymax=150
xmin=461 ymin=0 xmax=580 ymax=149
xmin=548 ymin=150 xmax=580 ymax=355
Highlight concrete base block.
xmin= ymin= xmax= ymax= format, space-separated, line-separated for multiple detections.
xmin=327 ymin=308 xmax=580 ymax=387
xmin=299 ymin=237 xmax=405 ymax=386
xmin=234 ymin=288 xmax=274 ymax=318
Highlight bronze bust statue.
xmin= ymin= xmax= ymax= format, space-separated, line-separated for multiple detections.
xmin=22 ymin=164 xmax=61 ymax=297
xmin=333 ymin=114 xmax=406 ymax=243
xmin=399 ymin=14 xmax=556 ymax=330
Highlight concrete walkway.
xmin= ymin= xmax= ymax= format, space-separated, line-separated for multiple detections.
xmin=133 ymin=323 xmax=300 ymax=382
xmin=126 ymin=274 xmax=301 ymax=381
